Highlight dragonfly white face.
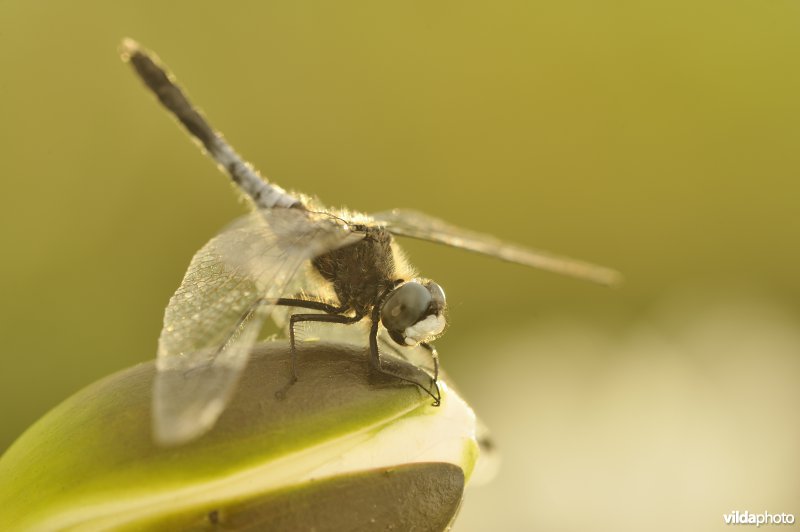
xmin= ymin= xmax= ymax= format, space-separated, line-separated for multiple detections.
xmin=122 ymin=39 xmax=621 ymax=446
xmin=381 ymin=280 xmax=446 ymax=346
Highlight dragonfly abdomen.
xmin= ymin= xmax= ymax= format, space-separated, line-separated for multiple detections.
xmin=121 ymin=39 xmax=300 ymax=211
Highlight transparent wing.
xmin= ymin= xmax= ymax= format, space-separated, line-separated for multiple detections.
xmin=295 ymin=317 xmax=440 ymax=407
xmin=296 ymin=319 xmax=438 ymax=378
xmin=154 ymin=208 xmax=362 ymax=446
xmin=372 ymin=208 xmax=621 ymax=286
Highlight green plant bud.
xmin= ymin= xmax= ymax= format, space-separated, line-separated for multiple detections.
xmin=0 ymin=342 xmax=479 ymax=531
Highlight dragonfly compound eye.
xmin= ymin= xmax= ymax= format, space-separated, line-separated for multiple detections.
xmin=381 ymin=281 xmax=447 ymax=346
xmin=426 ymin=281 xmax=446 ymax=314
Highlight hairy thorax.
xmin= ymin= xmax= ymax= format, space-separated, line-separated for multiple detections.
xmin=311 ymin=227 xmax=398 ymax=317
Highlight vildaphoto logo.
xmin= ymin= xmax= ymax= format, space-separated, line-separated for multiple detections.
xmin=723 ymin=511 xmax=796 ymax=527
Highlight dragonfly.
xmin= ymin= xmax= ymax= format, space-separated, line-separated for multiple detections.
xmin=121 ymin=39 xmax=621 ymax=447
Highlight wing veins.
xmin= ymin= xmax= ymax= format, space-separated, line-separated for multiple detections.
xmin=373 ymin=209 xmax=622 ymax=286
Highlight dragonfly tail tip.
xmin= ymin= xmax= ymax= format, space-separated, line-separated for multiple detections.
xmin=119 ymin=38 xmax=141 ymax=61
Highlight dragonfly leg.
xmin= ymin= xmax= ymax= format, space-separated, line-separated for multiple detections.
xmin=217 ymin=295 xmax=349 ymax=377
xmin=368 ymin=316 xmax=441 ymax=406
xmin=288 ymin=312 xmax=362 ymax=381
xmin=219 ymin=297 xmax=345 ymax=368
xmin=234 ymin=296 xmax=345 ymax=327
xmin=274 ymin=298 xmax=345 ymax=314
xmin=420 ymin=341 xmax=440 ymax=381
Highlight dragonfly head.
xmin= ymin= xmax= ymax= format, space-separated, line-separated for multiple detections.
xmin=380 ymin=279 xmax=447 ymax=347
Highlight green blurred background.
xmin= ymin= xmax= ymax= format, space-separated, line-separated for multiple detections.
xmin=1 ymin=1 xmax=798 ymax=530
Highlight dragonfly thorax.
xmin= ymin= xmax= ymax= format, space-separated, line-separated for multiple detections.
xmin=381 ymin=280 xmax=446 ymax=346
xmin=311 ymin=227 xmax=399 ymax=316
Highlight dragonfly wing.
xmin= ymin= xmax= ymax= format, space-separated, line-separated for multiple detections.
xmin=371 ymin=209 xmax=621 ymax=286
xmin=154 ymin=208 xmax=361 ymax=446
